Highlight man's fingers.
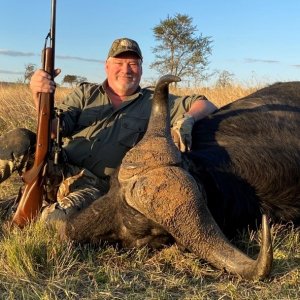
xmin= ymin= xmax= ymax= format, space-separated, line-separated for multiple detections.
xmin=171 ymin=129 xmax=187 ymax=152
xmin=54 ymin=68 xmax=61 ymax=78
xmin=171 ymin=114 xmax=194 ymax=152
xmin=171 ymin=129 xmax=180 ymax=146
xmin=30 ymin=69 xmax=57 ymax=93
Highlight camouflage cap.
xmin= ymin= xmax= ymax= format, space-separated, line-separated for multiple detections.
xmin=107 ymin=38 xmax=143 ymax=59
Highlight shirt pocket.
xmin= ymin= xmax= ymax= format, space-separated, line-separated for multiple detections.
xmin=118 ymin=116 xmax=148 ymax=148
xmin=73 ymin=108 xmax=102 ymax=138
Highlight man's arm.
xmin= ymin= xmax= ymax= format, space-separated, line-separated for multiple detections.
xmin=172 ymin=97 xmax=217 ymax=152
xmin=186 ymin=98 xmax=217 ymax=121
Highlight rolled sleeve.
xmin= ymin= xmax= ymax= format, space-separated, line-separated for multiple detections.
xmin=170 ymin=94 xmax=207 ymax=125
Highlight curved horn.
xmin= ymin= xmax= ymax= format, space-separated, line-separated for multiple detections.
xmin=128 ymin=169 xmax=273 ymax=280
xmin=197 ymin=213 xmax=273 ymax=280
xmin=145 ymin=74 xmax=181 ymax=138
xmin=119 ymin=75 xmax=181 ymax=181
xmin=120 ymin=74 xmax=273 ymax=279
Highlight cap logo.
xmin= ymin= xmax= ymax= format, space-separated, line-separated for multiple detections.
xmin=120 ymin=39 xmax=132 ymax=48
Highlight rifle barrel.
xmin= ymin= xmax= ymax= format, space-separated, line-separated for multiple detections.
xmin=50 ymin=0 xmax=56 ymax=78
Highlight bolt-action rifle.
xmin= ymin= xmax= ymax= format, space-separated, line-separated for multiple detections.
xmin=12 ymin=0 xmax=62 ymax=227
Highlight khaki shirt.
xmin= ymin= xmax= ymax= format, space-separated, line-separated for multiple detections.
xmin=59 ymin=80 xmax=203 ymax=178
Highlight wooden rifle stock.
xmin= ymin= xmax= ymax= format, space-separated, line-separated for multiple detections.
xmin=12 ymin=0 xmax=57 ymax=227
xmin=12 ymin=49 xmax=54 ymax=227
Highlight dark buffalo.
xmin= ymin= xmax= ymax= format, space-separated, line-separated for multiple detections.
xmin=189 ymin=81 xmax=300 ymax=235
xmin=40 ymin=76 xmax=300 ymax=280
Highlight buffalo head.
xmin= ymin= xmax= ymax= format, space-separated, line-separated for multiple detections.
xmin=118 ymin=75 xmax=273 ymax=280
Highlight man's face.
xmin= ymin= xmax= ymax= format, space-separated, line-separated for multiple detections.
xmin=105 ymin=52 xmax=142 ymax=96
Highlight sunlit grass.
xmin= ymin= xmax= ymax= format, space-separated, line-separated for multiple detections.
xmin=0 ymin=219 xmax=298 ymax=299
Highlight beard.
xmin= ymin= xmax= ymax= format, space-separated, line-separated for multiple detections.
xmin=114 ymin=75 xmax=140 ymax=95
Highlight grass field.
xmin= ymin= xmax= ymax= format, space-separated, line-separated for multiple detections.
xmin=0 ymin=83 xmax=299 ymax=299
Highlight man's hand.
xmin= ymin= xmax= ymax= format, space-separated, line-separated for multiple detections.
xmin=171 ymin=114 xmax=195 ymax=152
xmin=30 ymin=68 xmax=61 ymax=109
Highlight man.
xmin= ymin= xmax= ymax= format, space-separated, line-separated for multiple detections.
xmin=0 ymin=38 xmax=217 ymax=222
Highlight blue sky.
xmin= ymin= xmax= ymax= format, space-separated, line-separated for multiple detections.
xmin=1 ymin=0 xmax=299 ymax=86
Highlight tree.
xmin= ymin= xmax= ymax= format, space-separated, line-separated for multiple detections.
xmin=62 ymin=75 xmax=87 ymax=87
xmin=24 ymin=63 xmax=36 ymax=83
xmin=62 ymin=75 xmax=77 ymax=86
xmin=215 ymin=70 xmax=234 ymax=88
xmin=150 ymin=14 xmax=212 ymax=85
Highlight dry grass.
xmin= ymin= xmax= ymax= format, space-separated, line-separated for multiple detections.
xmin=0 ymin=84 xmax=36 ymax=132
xmin=171 ymin=84 xmax=261 ymax=108
xmin=0 ymin=83 xmax=69 ymax=132
xmin=0 ymin=83 xmax=299 ymax=299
